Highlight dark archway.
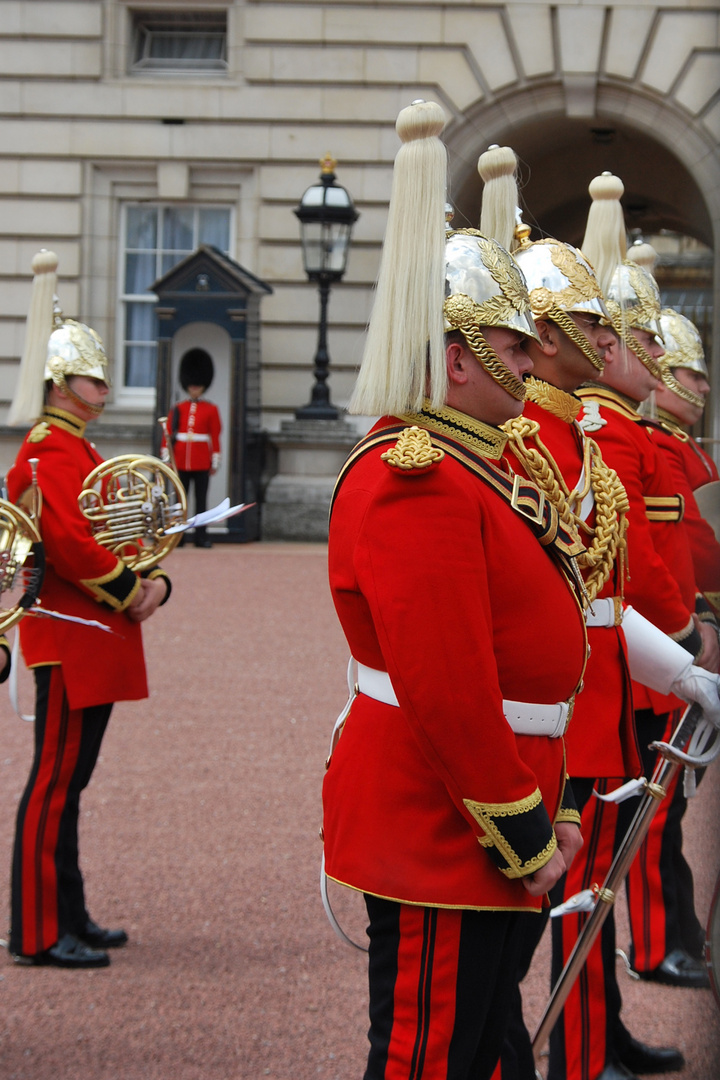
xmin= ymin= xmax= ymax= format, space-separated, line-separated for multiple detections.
xmin=449 ymin=111 xmax=711 ymax=250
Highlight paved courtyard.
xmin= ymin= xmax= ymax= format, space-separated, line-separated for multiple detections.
xmin=0 ymin=544 xmax=718 ymax=1079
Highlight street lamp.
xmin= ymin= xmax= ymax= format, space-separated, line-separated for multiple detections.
xmin=294 ymin=155 xmax=359 ymax=419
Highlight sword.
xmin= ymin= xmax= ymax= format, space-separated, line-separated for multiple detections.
xmin=532 ymin=702 xmax=719 ymax=1059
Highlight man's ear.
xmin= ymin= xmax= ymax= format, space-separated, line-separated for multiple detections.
xmin=533 ymin=319 xmax=558 ymax=356
xmin=445 ymin=339 xmax=471 ymax=386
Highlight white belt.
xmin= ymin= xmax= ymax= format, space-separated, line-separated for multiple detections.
xmin=356 ymin=662 xmax=571 ymax=738
xmin=175 ymin=432 xmax=212 ymax=444
xmin=584 ymin=596 xmax=623 ymax=628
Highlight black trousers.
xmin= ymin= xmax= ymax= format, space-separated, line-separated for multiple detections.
xmin=179 ymin=469 xmax=210 ymax=542
xmin=363 ymin=894 xmax=534 ymax=1080
xmin=10 ymin=666 xmax=112 ymax=956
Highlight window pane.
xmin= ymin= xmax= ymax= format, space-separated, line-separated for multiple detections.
xmin=148 ymin=32 xmax=225 ymax=62
xmin=127 ymin=207 xmax=157 ymax=250
xmin=125 ymin=253 xmax=157 ymax=295
xmin=161 ymin=252 xmax=186 ymax=277
xmin=125 ymin=301 xmax=156 ymax=342
xmin=163 ymin=208 xmax=194 ymax=252
xmin=125 ymin=345 xmax=157 ymax=388
xmin=199 ymin=208 xmax=231 ymax=251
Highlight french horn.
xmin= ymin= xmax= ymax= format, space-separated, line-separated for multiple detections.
xmin=78 ymin=447 xmax=187 ymax=573
xmin=0 ymin=487 xmax=45 ymax=634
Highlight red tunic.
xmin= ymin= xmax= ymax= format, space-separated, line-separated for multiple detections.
xmin=169 ymin=398 xmax=221 ymax=472
xmin=576 ymin=387 xmax=699 ymax=715
xmin=644 ymin=416 xmax=720 ymax=617
xmin=504 ymin=394 xmax=639 ymax=780
xmin=323 ymin=413 xmax=587 ymax=912
xmin=6 ymin=407 xmax=149 ymax=710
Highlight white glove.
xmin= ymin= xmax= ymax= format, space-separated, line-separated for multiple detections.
xmin=621 ymin=607 xmax=694 ymax=694
xmin=160 ymin=446 xmax=170 ymax=464
xmin=670 ymin=665 xmax=720 ymax=730
xmin=211 ymin=452 xmax=221 ymax=471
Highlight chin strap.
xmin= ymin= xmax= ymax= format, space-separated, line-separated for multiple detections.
xmin=54 ymin=375 xmax=104 ymax=417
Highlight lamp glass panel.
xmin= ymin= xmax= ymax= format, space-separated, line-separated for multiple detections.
xmin=301 ymin=221 xmax=350 ymax=276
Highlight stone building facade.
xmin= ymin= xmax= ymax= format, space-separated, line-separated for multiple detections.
xmin=0 ymin=0 xmax=718 ymax=489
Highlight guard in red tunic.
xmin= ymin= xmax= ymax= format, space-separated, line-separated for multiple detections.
xmin=5 ymin=252 xmax=171 ymax=969
xmin=644 ymin=309 xmax=720 ymax=618
xmin=618 ymin=308 xmax=720 ymax=989
xmin=166 ymin=347 xmax=221 ymax=548
xmin=474 ymin=149 xmax=689 ymax=1080
xmin=323 ymin=101 xmax=589 ymax=1080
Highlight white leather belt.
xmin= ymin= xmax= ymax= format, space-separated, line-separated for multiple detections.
xmin=584 ymin=596 xmax=623 ymax=628
xmin=175 ymin=432 xmax=212 ymax=443
xmin=356 ymin=662 xmax=571 ymax=738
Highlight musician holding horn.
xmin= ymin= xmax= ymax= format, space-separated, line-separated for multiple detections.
xmin=4 ymin=251 xmax=171 ymax=969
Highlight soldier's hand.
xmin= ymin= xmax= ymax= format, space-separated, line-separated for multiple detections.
xmin=522 ymin=848 xmax=566 ymax=897
xmin=554 ymin=822 xmax=583 ymax=875
xmin=695 ymin=616 xmax=720 ymax=674
xmin=127 ymin=578 xmax=168 ymax=623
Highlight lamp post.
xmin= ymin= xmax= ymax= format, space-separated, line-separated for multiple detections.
xmin=294 ymin=155 xmax=359 ymax=420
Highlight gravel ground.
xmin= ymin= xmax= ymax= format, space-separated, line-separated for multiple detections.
xmin=0 ymin=543 xmax=718 ymax=1080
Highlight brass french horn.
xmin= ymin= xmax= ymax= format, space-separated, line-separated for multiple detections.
xmin=0 ymin=489 xmax=45 ymax=634
xmin=78 ymin=451 xmax=187 ymax=572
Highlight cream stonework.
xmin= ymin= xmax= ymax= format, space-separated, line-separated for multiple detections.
xmin=0 ymin=0 xmax=716 ymax=478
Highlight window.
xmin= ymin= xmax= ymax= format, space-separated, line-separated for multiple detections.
xmin=120 ymin=204 xmax=232 ymax=389
xmin=130 ymin=9 xmax=227 ymax=74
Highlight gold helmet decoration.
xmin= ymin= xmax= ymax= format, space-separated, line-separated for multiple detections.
xmin=582 ymin=173 xmax=663 ymax=381
xmin=657 ymin=308 xmax=707 ymax=410
xmin=349 ymin=102 xmax=537 ymax=417
xmin=477 ymin=144 xmax=607 ymax=372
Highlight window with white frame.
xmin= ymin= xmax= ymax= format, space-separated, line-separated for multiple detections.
xmin=129 ymin=9 xmax=228 ymax=74
xmin=120 ymin=204 xmax=232 ymax=390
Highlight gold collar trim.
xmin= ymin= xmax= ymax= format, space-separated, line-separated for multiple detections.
xmin=399 ymin=401 xmax=508 ymax=460
xmin=655 ymin=409 xmax=689 ymax=440
xmin=576 ymin=385 xmax=640 ymax=422
xmin=524 ymin=378 xmax=581 ymax=423
xmin=42 ymin=406 xmax=88 ymax=438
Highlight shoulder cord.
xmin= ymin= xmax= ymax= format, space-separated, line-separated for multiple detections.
xmin=505 ymin=417 xmax=628 ymax=604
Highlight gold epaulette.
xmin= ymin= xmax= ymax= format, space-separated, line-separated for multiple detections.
xmin=27 ymin=422 xmax=52 ymax=444
xmin=380 ymin=426 xmax=445 ymax=472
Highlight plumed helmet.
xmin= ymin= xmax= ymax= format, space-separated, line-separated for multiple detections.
xmin=443 ymin=230 xmax=538 ymax=339
xmin=179 ymin=347 xmax=214 ymax=391
xmin=658 ymin=309 xmax=707 ymax=377
xmin=45 ymin=317 xmax=110 ymax=387
xmin=513 ymin=235 xmax=607 ymax=321
xmin=656 ymin=308 xmax=707 ymax=411
xmin=511 ymin=234 xmax=609 ymax=374
xmin=443 ymin=230 xmax=539 ymax=401
xmin=8 ymin=251 xmax=110 ymax=427
xmin=605 ymin=261 xmax=662 ymax=338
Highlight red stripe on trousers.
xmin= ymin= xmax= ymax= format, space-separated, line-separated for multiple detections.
xmin=385 ymin=905 xmax=462 ymax=1080
xmin=556 ymin=788 xmax=619 ymax=1080
xmin=18 ymin=669 xmax=83 ymax=955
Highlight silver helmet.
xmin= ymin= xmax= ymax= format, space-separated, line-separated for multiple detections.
xmin=443 ymin=229 xmax=539 ymax=401
xmin=512 ymin=230 xmax=609 ymax=372
xmin=605 ymin=261 xmax=664 ymax=381
xmin=657 ymin=308 xmax=707 ymax=410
